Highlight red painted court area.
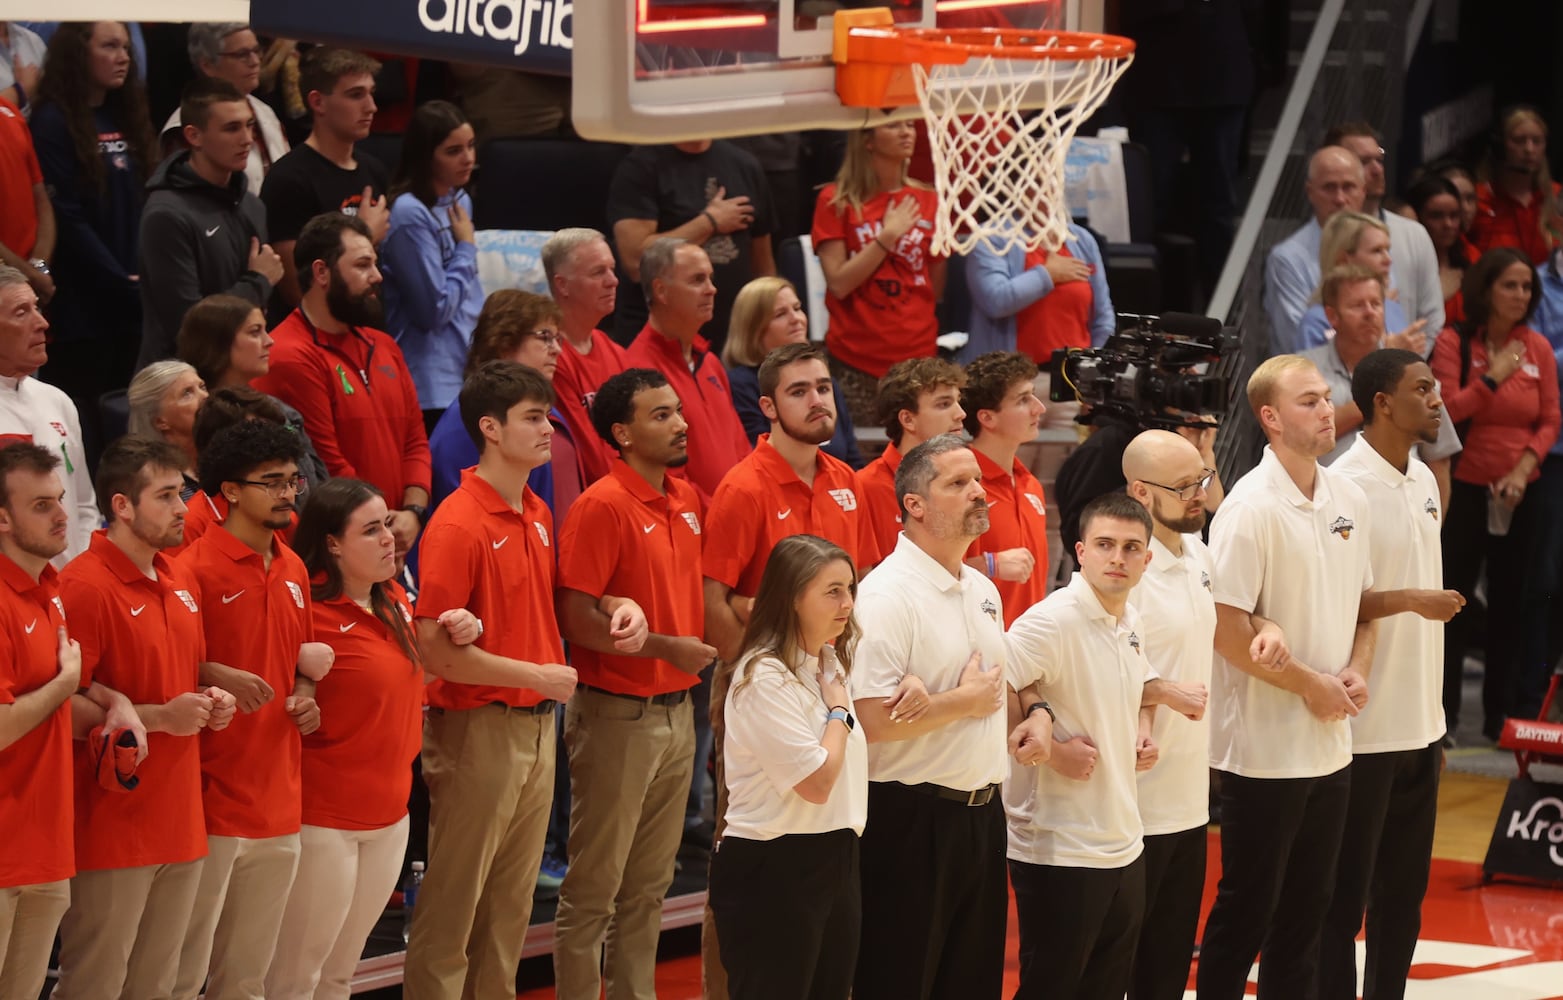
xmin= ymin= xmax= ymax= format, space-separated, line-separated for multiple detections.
xmin=518 ymin=831 xmax=1563 ymax=999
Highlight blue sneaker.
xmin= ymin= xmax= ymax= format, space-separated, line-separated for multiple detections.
xmin=535 ymin=855 xmax=567 ymax=898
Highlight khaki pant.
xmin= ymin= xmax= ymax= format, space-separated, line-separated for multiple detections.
xmin=174 ymin=833 xmax=302 ymax=1000
xmin=0 ymin=880 xmax=68 ymax=1000
xmin=553 ymin=690 xmax=694 ymax=1000
xmin=404 ymin=705 xmax=555 ymax=1000
xmin=266 ymin=817 xmax=410 ymax=1000
xmin=53 ymin=859 xmax=205 ymax=1000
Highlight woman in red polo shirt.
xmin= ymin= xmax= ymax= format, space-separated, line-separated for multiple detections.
xmin=1431 ymin=247 xmax=1560 ymax=745
xmin=812 ymin=121 xmax=945 ymax=427
xmin=266 ymin=477 xmax=478 ymax=1000
xmin=1473 ymin=107 xmax=1562 ymax=265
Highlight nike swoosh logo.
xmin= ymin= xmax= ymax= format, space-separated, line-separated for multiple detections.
xmin=642 ymin=524 xmax=655 ymax=534
xmin=130 ymin=605 xmax=146 ymax=617
xmin=492 ymin=537 xmax=509 ymax=550
xmin=205 ymin=226 xmax=220 ymax=237
xmin=777 ymin=508 xmax=792 ymax=520
xmin=24 ymin=619 xmax=36 ymax=634
xmin=222 ymin=591 xmax=245 ymax=604
xmin=339 ymin=622 xmax=356 ymax=633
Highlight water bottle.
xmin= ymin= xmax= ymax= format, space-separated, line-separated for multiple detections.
xmin=402 ymin=861 xmax=425 ymax=944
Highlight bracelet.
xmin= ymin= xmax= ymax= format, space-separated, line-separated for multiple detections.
xmin=1480 ymin=374 xmax=1499 ymax=392
xmin=1025 ymin=700 xmax=1057 ymax=724
xmin=875 ymin=235 xmax=894 ymax=254
xmin=984 ymin=552 xmax=996 ymax=578
xmin=702 ymin=210 xmax=719 ymax=232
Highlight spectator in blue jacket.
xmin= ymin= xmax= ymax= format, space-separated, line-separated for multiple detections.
xmin=962 ymin=220 xmax=1115 ymax=364
xmin=380 ymin=99 xmax=481 ymax=429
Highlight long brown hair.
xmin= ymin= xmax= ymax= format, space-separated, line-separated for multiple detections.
xmin=729 ymin=534 xmax=859 ymax=699
xmin=293 ymin=477 xmax=421 ymax=670
xmin=827 ymin=124 xmax=927 ymax=217
xmin=36 ymin=22 xmax=156 ymax=191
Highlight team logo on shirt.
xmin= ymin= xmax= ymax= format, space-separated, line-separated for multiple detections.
xmin=1329 ymin=516 xmax=1355 ymax=540
xmin=1424 ymin=497 xmax=1439 ymax=521
xmin=286 ymin=580 xmax=305 ymax=609
xmin=828 ymin=488 xmax=858 ymax=512
xmin=49 ymin=422 xmax=68 ymax=438
xmin=399 ymin=603 xmax=414 ymax=624
xmin=1024 ymin=493 xmax=1046 ymax=517
xmin=681 ymin=511 xmax=702 ymax=535
xmin=980 ymin=598 xmax=999 ymax=623
xmin=534 ymin=521 xmax=551 ymax=547
xmin=1200 ymin=570 xmax=1212 ymax=591
xmin=175 ymin=589 xmax=198 ymax=613
xmin=1127 ymin=630 xmax=1142 ymax=655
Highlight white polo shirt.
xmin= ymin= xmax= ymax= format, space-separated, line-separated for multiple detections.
xmin=1131 ymin=533 xmax=1217 ymax=836
xmin=1005 ymin=573 xmax=1152 ymax=869
xmin=1331 ymin=435 xmax=1447 ymax=752
xmin=722 ymin=651 xmax=869 ymax=841
xmin=1208 ymin=447 xmax=1372 ymax=779
xmin=853 ymin=533 xmax=1010 ymax=792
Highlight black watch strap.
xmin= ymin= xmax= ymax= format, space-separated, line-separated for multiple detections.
xmin=1026 ymin=700 xmax=1057 ymax=724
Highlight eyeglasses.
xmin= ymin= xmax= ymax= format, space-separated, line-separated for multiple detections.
xmin=219 ymin=45 xmax=265 ymax=62
xmin=236 ymin=475 xmax=308 ymax=498
xmin=1142 ymin=469 xmax=1215 ymax=502
xmin=526 ymin=330 xmax=563 ymax=348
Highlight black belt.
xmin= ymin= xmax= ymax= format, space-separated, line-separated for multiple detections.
xmin=907 ymin=781 xmax=1000 ymax=807
xmin=581 ymin=684 xmax=690 ymax=707
xmin=483 ymin=699 xmax=557 ymax=715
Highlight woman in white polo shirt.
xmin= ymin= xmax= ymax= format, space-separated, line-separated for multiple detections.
xmin=710 ymin=533 xmax=868 ymax=1000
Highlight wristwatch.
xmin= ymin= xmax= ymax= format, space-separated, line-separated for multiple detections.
xmin=27 ymin=258 xmax=49 ymax=276
xmin=1025 ymin=700 xmax=1057 ymax=724
xmin=402 ymin=503 xmax=429 ymax=525
xmin=826 ymin=706 xmax=856 ymax=731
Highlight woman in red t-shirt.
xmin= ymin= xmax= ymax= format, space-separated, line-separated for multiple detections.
xmin=811 ymin=121 xmax=945 ymax=426
xmin=1472 ymin=107 xmax=1563 ymax=264
xmin=266 ymin=477 xmax=478 ymax=999
xmin=1409 ymin=174 xmax=1477 ymax=325
xmin=1430 ymin=247 xmax=1561 ymax=744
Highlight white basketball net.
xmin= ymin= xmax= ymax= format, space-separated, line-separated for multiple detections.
xmin=912 ymin=41 xmax=1132 ymax=258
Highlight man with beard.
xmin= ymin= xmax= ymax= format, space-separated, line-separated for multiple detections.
xmin=1197 ymin=355 xmax=1376 ymax=1000
xmin=173 ymin=419 xmax=320 ymax=1000
xmin=552 ymin=369 xmax=715 ymax=1000
xmin=1320 ymin=350 xmax=1464 ymax=1000
xmin=0 ymin=442 xmax=80 ymax=999
xmin=55 ymin=437 xmax=238 ymax=1000
xmin=256 ymin=212 xmax=431 ymax=559
xmin=848 ymin=433 xmax=1014 ymax=1000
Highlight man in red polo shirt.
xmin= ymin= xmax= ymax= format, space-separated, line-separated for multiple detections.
xmin=553 ymin=367 xmax=715 ymax=999
xmin=544 ymin=227 xmax=629 ymax=485
xmin=0 ymin=442 xmax=77 ymax=999
xmin=625 ymin=238 xmax=750 ymax=503
xmin=962 ymin=351 xmax=1051 ymax=625
xmin=254 ymin=211 xmax=431 ymax=557
xmin=173 ymin=420 xmax=319 ymax=1000
xmin=55 ymin=437 xmax=238 ymax=1000
xmin=406 ymin=360 xmax=646 ymax=1000
xmin=857 ymin=357 xmax=968 ymax=560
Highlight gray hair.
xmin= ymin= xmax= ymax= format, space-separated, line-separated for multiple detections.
xmin=188 ymin=23 xmax=252 ymax=71
xmin=541 ymin=228 xmax=609 ymax=292
xmin=128 ymin=361 xmax=198 ymax=440
xmin=0 ymin=265 xmax=27 ymax=292
xmin=640 ymin=236 xmax=689 ymax=305
xmin=895 ymin=433 xmax=972 ymax=520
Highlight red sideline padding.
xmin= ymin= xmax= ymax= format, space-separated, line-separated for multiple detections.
xmin=1497 ymin=672 xmax=1563 ymax=779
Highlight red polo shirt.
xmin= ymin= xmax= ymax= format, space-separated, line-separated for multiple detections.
xmin=0 ymin=555 xmax=72 ymax=887
xmin=625 ymin=324 xmax=751 ymax=503
xmin=60 ymin=532 xmax=207 ymax=870
xmin=176 ymin=527 xmax=313 ymax=839
xmin=0 ymin=97 xmax=42 ymax=259
xmin=965 ymin=447 xmax=1050 ymax=626
xmin=704 ymin=434 xmax=878 ymax=597
xmin=855 ymin=441 xmax=904 ymax=563
xmin=254 ymin=309 xmax=432 ymax=504
xmin=558 ymin=460 xmax=704 ymax=696
xmin=553 ymin=329 xmax=630 ymax=485
xmin=415 ymin=469 xmax=564 ymax=710
xmin=1473 ymin=180 xmax=1562 ymax=265
xmin=302 ymin=583 xmax=424 ymax=830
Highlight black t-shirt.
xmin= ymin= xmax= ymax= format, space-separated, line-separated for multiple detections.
xmin=260 ymin=141 xmax=389 ymax=244
xmin=605 ymin=141 xmax=774 ymax=352
xmin=1052 ymin=416 xmax=1138 ymax=569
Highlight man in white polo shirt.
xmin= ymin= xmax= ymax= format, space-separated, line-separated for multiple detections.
xmin=1197 ymin=354 xmax=1377 ymax=1000
xmin=1005 ymin=491 xmax=1163 ymax=1000
xmin=1320 ymin=349 xmax=1465 ymax=1000
xmin=850 ymin=433 xmax=1013 ymax=1000
xmin=1120 ymin=429 xmax=1289 ymax=1000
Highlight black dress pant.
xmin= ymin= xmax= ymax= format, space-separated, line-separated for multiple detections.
xmin=1196 ymin=765 xmax=1351 ymax=1000
xmin=1130 ymin=824 xmax=1207 ymax=1000
xmin=853 ymin=782 xmax=1008 ymax=1000
xmin=1319 ymin=743 xmax=1441 ymax=1000
xmin=710 ymin=829 xmax=861 ymax=1000
xmin=1011 ymin=855 xmax=1147 ymax=1000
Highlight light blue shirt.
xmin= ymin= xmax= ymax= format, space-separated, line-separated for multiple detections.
xmin=1531 ymin=255 xmax=1563 ymax=455
xmin=1296 ymin=298 xmax=1410 ymax=355
xmin=1264 ymin=219 xmax=1322 ymax=356
xmin=380 ymin=189 xmax=483 ymax=410
xmin=961 ymin=222 xmax=1115 ymax=363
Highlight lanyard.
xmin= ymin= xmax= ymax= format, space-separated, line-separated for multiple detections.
xmin=295 ymin=307 xmax=375 ymax=396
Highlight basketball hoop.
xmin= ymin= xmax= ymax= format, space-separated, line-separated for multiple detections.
xmin=835 ymin=10 xmax=1135 ymax=258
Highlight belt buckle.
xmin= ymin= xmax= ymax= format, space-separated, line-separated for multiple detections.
xmin=967 ymin=785 xmax=990 ymax=807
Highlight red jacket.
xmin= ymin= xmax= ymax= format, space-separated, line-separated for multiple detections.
xmin=625 ymin=323 xmax=750 ymax=503
xmin=254 ymin=309 xmax=431 ymax=503
xmin=1472 ymin=180 xmax=1562 ymax=265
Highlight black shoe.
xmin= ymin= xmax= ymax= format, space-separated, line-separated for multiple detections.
xmin=1441 ymin=732 xmax=1458 ymax=750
